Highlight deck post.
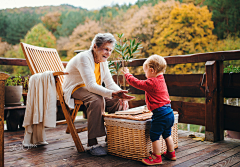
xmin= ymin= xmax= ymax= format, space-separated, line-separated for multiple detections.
xmin=205 ymin=61 xmax=224 ymax=142
xmin=0 ymin=72 xmax=10 ymax=166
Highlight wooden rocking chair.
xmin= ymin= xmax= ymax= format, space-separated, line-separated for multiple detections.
xmin=21 ymin=42 xmax=87 ymax=152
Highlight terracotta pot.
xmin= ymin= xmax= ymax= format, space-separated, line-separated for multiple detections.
xmin=5 ymin=86 xmax=23 ymax=106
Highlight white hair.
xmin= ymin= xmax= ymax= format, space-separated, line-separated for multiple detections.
xmin=90 ymin=33 xmax=116 ymax=50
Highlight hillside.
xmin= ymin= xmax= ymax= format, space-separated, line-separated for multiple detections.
xmin=1 ymin=4 xmax=87 ymax=14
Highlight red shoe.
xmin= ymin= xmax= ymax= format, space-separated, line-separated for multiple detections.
xmin=142 ymin=152 xmax=162 ymax=166
xmin=163 ymin=150 xmax=176 ymax=161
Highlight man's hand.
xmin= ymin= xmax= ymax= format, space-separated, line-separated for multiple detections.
xmin=112 ymin=90 xmax=135 ymax=100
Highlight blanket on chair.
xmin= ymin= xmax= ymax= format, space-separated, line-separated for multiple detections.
xmin=22 ymin=71 xmax=57 ymax=147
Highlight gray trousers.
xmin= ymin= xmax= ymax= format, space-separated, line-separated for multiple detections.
xmin=72 ymin=87 xmax=121 ymax=139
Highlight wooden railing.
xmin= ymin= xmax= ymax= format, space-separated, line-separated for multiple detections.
xmin=0 ymin=50 xmax=240 ymax=142
xmin=0 ymin=72 xmax=9 ymax=167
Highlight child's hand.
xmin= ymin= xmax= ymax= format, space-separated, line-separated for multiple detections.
xmin=122 ymin=67 xmax=130 ymax=74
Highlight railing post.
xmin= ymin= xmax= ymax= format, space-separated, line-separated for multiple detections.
xmin=217 ymin=60 xmax=224 ymax=141
xmin=205 ymin=61 xmax=224 ymax=142
xmin=0 ymin=72 xmax=10 ymax=167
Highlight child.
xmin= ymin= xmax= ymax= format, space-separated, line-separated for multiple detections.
xmin=122 ymin=54 xmax=176 ymax=165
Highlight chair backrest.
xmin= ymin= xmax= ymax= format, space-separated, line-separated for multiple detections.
xmin=21 ymin=42 xmax=65 ymax=84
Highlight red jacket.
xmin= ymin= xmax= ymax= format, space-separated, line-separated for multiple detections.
xmin=125 ymin=73 xmax=171 ymax=111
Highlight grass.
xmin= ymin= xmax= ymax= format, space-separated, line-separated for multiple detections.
xmin=178 ymin=123 xmax=205 ymax=133
xmin=77 ymin=111 xmax=83 ymax=117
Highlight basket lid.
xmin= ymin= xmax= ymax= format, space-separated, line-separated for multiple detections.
xmin=104 ymin=111 xmax=152 ymax=121
xmin=104 ymin=105 xmax=178 ymax=121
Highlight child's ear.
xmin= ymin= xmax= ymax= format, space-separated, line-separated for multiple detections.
xmin=150 ymin=68 xmax=155 ymax=73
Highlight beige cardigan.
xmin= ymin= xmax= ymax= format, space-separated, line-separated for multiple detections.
xmin=63 ymin=50 xmax=121 ymax=109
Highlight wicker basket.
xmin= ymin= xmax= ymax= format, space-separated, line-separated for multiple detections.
xmin=104 ymin=112 xmax=178 ymax=161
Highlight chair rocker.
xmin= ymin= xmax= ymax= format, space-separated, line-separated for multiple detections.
xmin=21 ymin=42 xmax=87 ymax=152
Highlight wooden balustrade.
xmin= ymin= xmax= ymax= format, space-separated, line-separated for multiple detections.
xmin=0 ymin=49 xmax=240 ymax=142
xmin=0 ymin=72 xmax=10 ymax=167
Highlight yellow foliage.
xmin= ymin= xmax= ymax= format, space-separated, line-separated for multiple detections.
xmin=149 ymin=3 xmax=217 ymax=57
xmin=207 ymin=35 xmax=240 ymax=52
xmin=148 ymin=0 xmax=180 ymax=56
xmin=166 ymin=62 xmax=205 ymax=74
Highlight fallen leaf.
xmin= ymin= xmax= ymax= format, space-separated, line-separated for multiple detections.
xmin=192 ymin=137 xmax=205 ymax=141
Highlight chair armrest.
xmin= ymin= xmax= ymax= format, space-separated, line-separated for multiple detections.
xmin=53 ymin=71 xmax=69 ymax=76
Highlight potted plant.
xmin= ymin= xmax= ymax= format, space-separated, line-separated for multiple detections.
xmin=5 ymin=74 xmax=24 ymax=106
xmin=109 ymin=33 xmax=142 ymax=89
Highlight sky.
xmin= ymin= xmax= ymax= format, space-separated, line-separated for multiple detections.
xmin=1 ymin=0 xmax=139 ymax=10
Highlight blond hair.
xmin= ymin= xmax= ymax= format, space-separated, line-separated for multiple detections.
xmin=143 ymin=54 xmax=167 ymax=74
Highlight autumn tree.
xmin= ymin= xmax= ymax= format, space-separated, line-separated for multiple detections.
xmin=100 ymin=5 xmax=154 ymax=58
xmin=7 ymin=23 xmax=56 ymax=75
xmin=56 ymin=37 xmax=70 ymax=59
xmin=148 ymin=2 xmax=216 ymax=74
xmin=206 ymin=35 xmax=240 ymax=68
xmin=63 ymin=19 xmax=104 ymax=59
xmin=121 ymin=5 xmax=155 ymax=58
xmin=21 ymin=23 xmax=56 ymax=49
xmin=210 ymin=35 xmax=240 ymax=52
xmin=0 ymin=37 xmax=15 ymax=75
xmin=0 ymin=38 xmax=11 ymax=56
xmin=0 ymin=44 xmax=26 ymax=75
xmin=100 ymin=5 xmax=139 ymax=36
xmin=148 ymin=0 xmax=180 ymax=56
xmin=98 ymin=5 xmax=131 ymax=36
xmin=150 ymin=3 xmax=217 ymax=57
xmin=41 ymin=11 xmax=61 ymax=34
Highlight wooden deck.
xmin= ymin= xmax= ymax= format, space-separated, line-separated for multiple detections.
xmin=4 ymin=120 xmax=240 ymax=167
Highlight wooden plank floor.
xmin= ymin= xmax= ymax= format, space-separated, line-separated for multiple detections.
xmin=4 ymin=121 xmax=240 ymax=167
